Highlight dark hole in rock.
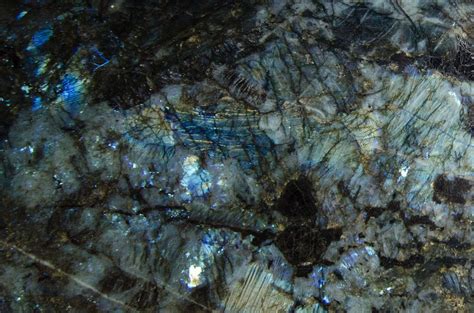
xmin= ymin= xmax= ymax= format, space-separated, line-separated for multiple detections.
xmin=432 ymin=174 xmax=471 ymax=205
xmin=275 ymin=224 xmax=341 ymax=276
xmin=275 ymin=176 xmax=318 ymax=219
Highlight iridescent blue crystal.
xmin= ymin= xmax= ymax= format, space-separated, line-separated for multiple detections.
xmin=27 ymin=27 xmax=53 ymax=51
xmin=59 ymin=73 xmax=83 ymax=116
xmin=32 ymin=96 xmax=42 ymax=112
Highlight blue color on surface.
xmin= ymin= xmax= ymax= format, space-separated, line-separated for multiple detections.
xmin=16 ymin=11 xmax=28 ymax=20
xmin=32 ymin=96 xmax=43 ymax=112
xmin=60 ymin=73 xmax=83 ymax=116
xmin=27 ymin=27 xmax=53 ymax=51
xmin=90 ymin=47 xmax=110 ymax=71
xmin=404 ymin=64 xmax=420 ymax=77
xmin=164 ymin=110 xmax=273 ymax=170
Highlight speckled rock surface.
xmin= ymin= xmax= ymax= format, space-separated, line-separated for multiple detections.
xmin=0 ymin=1 xmax=473 ymax=312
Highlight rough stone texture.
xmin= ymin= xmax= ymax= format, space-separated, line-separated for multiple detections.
xmin=0 ymin=0 xmax=473 ymax=312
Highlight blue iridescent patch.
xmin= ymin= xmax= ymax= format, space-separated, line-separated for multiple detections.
xmin=16 ymin=11 xmax=28 ymax=20
xmin=165 ymin=110 xmax=273 ymax=171
xmin=27 ymin=27 xmax=53 ymax=51
xmin=60 ymin=73 xmax=84 ymax=116
xmin=32 ymin=96 xmax=43 ymax=112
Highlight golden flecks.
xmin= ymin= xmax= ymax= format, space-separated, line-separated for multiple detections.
xmin=186 ymin=34 xmax=201 ymax=45
xmin=444 ymin=294 xmax=465 ymax=311
xmin=128 ymin=105 xmax=171 ymax=132
xmin=276 ymin=223 xmax=285 ymax=232
xmin=389 ymin=63 xmax=399 ymax=72
xmin=362 ymin=79 xmax=374 ymax=92
xmin=58 ymin=231 xmax=69 ymax=244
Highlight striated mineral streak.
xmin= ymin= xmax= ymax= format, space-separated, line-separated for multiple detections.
xmin=0 ymin=1 xmax=473 ymax=312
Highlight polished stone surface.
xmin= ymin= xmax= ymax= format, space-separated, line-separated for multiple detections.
xmin=0 ymin=1 xmax=473 ymax=312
